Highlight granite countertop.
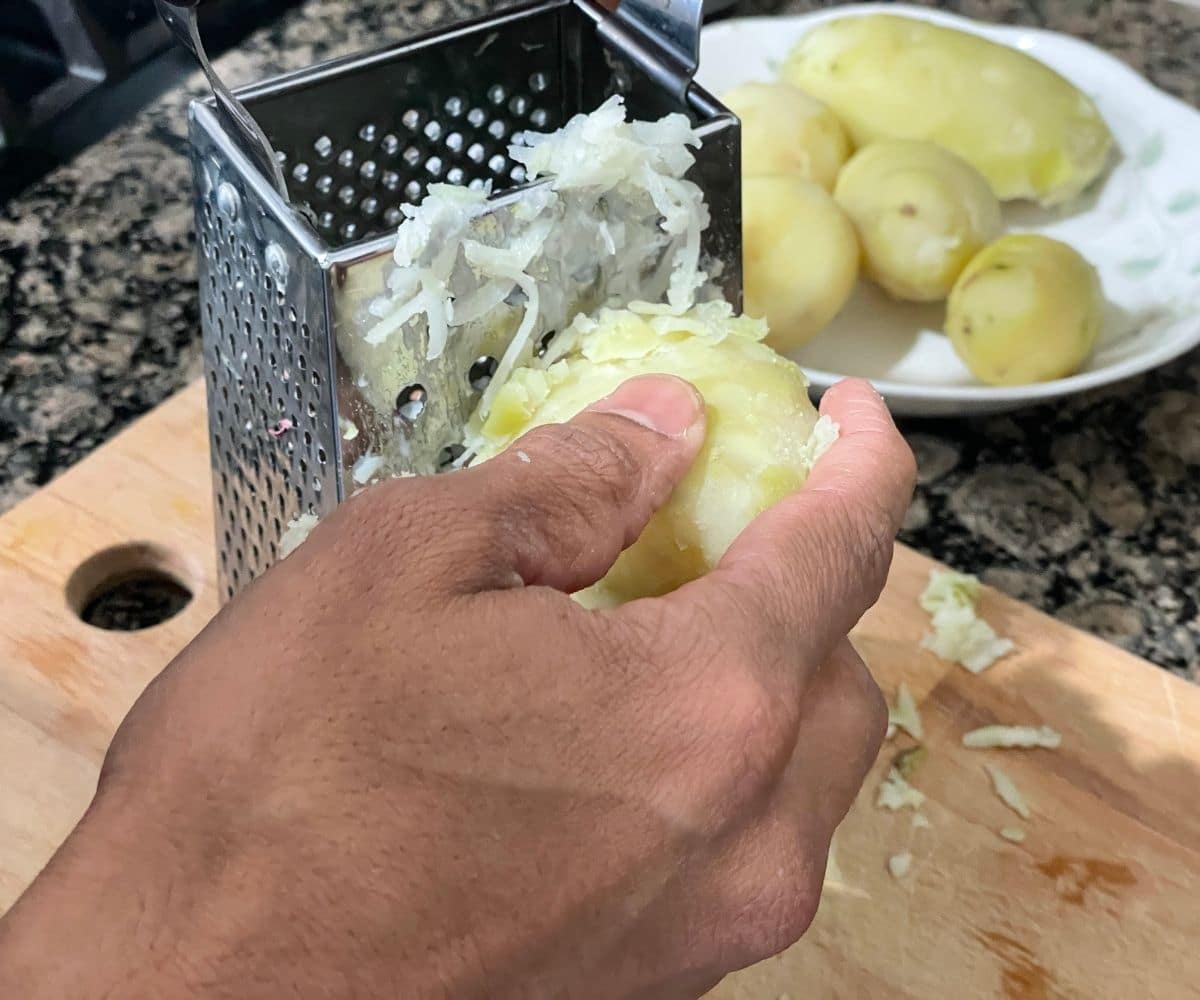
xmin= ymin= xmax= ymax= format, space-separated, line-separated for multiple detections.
xmin=0 ymin=0 xmax=1197 ymax=678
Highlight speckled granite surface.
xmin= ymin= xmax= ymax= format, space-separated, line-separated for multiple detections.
xmin=1 ymin=0 xmax=1197 ymax=677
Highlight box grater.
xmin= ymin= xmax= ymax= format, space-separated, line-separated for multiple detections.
xmin=160 ymin=0 xmax=741 ymax=602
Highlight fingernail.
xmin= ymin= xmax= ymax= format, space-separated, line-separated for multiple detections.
xmin=590 ymin=375 xmax=703 ymax=438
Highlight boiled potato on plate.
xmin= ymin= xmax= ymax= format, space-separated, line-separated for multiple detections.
xmin=784 ymin=13 xmax=1113 ymax=206
xmin=835 ymin=140 xmax=1002 ymax=302
xmin=722 ymin=81 xmax=851 ymax=190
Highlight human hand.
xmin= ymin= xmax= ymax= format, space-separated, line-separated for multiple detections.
xmin=0 ymin=375 xmax=915 ymax=999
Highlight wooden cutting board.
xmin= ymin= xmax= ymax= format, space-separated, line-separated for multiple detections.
xmin=1 ymin=380 xmax=1197 ymax=998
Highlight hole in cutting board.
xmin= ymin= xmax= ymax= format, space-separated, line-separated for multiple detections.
xmin=66 ymin=544 xmax=195 ymax=632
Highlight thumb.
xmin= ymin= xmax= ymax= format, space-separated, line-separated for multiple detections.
xmin=464 ymin=374 xmax=706 ymax=593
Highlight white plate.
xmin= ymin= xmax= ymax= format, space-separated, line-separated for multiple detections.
xmin=698 ymin=4 xmax=1200 ymax=416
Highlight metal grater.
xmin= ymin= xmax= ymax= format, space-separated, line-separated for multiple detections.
xmin=158 ymin=0 xmax=741 ymax=602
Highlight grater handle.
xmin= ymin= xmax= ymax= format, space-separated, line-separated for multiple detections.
xmin=155 ymin=0 xmax=290 ymax=200
xmin=608 ymin=0 xmax=705 ymax=96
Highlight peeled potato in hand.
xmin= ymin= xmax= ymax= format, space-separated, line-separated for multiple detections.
xmin=470 ymin=304 xmax=832 ymax=608
xmin=946 ymin=234 xmax=1103 ymax=385
xmin=744 ymin=175 xmax=859 ymax=352
xmin=835 ymin=140 xmax=1002 ymax=302
xmin=722 ymin=81 xmax=851 ymax=191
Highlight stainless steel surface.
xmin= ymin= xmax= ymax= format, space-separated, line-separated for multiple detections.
xmin=610 ymin=0 xmax=704 ymax=97
xmin=157 ymin=0 xmax=289 ymax=198
xmin=183 ymin=0 xmax=740 ymax=600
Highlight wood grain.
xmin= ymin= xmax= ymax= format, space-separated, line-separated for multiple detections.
xmin=1 ymin=381 xmax=1197 ymax=998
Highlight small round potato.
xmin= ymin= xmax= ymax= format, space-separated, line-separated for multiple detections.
xmin=744 ymin=175 xmax=860 ymax=352
xmin=946 ymin=234 xmax=1103 ymax=386
xmin=834 ymin=140 xmax=1002 ymax=302
xmin=722 ymin=81 xmax=852 ymax=191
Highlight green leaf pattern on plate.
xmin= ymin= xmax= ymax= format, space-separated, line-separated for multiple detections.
xmin=1167 ymin=191 xmax=1200 ymax=215
xmin=1137 ymin=133 xmax=1165 ymax=168
xmin=1121 ymin=256 xmax=1163 ymax=279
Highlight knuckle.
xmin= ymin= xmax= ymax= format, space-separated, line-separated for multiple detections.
xmin=522 ymin=422 xmax=642 ymax=509
xmin=721 ymin=840 xmax=824 ymax=966
xmin=691 ymin=661 xmax=798 ymax=819
xmin=835 ymin=493 xmax=898 ymax=599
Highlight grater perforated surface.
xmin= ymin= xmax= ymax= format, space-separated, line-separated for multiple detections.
xmin=191 ymin=116 xmax=340 ymax=601
xmin=279 ymin=72 xmax=561 ymax=246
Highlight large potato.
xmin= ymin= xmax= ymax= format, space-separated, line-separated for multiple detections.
xmin=744 ymin=175 xmax=859 ymax=352
xmin=721 ymin=81 xmax=851 ymax=190
xmin=470 ymin=304 xmax=829 ymax=608
xmin=784 ymin=14 xmax=1113 ymax=206
xmin=835 ymin=140 xmax=1002 ymax=302
xmin=945 ymin=234 xmax=1103 ymax=385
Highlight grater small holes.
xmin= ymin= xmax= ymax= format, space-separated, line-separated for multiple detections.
xmin=444 ymin=96 xmax=465 ymax=117
xmin=438 ymin=444 xmax=466 ymax=469
xmin=269 ymin=353 xmax=277 ymax=369
xmin=395 ymin=384 xmax=427 ymax=425
xmin=292 ymin=163 xmax=310 ymax=184
xmin=317 ymin=446 xmax=327 ymax=465
xmin=337 ymin=185 xmax=356 ymax=207
xmin=403 ymin=146 xmax=421 ymax=167
xmin=402 ymin=109 xmax=421 ymax=131
xmin=488 ymin=120 xmax=507 ymax=140
xmin=300 ymin=321 xmax=310 ymax=341
xmin=487 ymin=84 xmax=506 ymax=105
xmin=468 ymin=356 xmax=498 ymax=391
xmin=337 ymin=149 xmax=355 ymax=171
xmin=405 ymin=180 xmax=422 ymax=200
xmin=536 ymin=329 xmax=558 ymax=357
xmin=488 ymin=154 xmax=507 ymax=174
xmin=358 ymin=123 xmax=378 ymax=143
xmin=425 ymin=156 xmax=444 ymax=177
xmin=529 ymin=72 xmax=549 ymax=93
xmin=530 ymin=108 xmax=549 ymax=128
xmin=297 ymin=352 xmax=307 ymax=371
xmin=299 ymin=457 xmax=308 ymax=476
xmin=307 ymin=400 xmax=317 ymax=419
xmin=467 ymin=107 xmax=486 ymax=127
xmin=423 ymin=120 xmax=443 ymax=142
xmin=468 ymin=178 xmax=487 ymax=191
xmin=508 ymin=95 xmax=530 ymax=117
xmin=314 ymin=135 xmax=334 ymax=160
xmin=467 ymin=142 xmax=485 ymax=164
xmin=361 ymin=196 xmax=380 ymax=217
xmin=381 ymin=134 xmax=400 ymax=156
xmin=315 ymin=175 xmax=334 ymax=196
xmin=447 ymin=167 xmax=465 ymax=186
xmin=341 ymin=222 xmax=358 ymax=241
xmin=303 ymin=429 xmax=312 ymax=447
xmin=288 ymin=306 xmax=298 ymax=324
xmin=359 ymin=160 xmax=378 ymax=184
xmin=313 ymin=477 xmax=322 ymax=494
xmin=384 ymin=206 xmax=403 ymax=226
xmin=318 ymin=211 xmax=335 ymax=231
xmin=311 ymin=370 xmax=321 ymax=389
xmin=445 ymin=132 xmax=464 ymax=153
xmin=382 ymin=170 xmax=401 ymax=191
xmin=510 ymin=165 xmax=527 ymax=183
